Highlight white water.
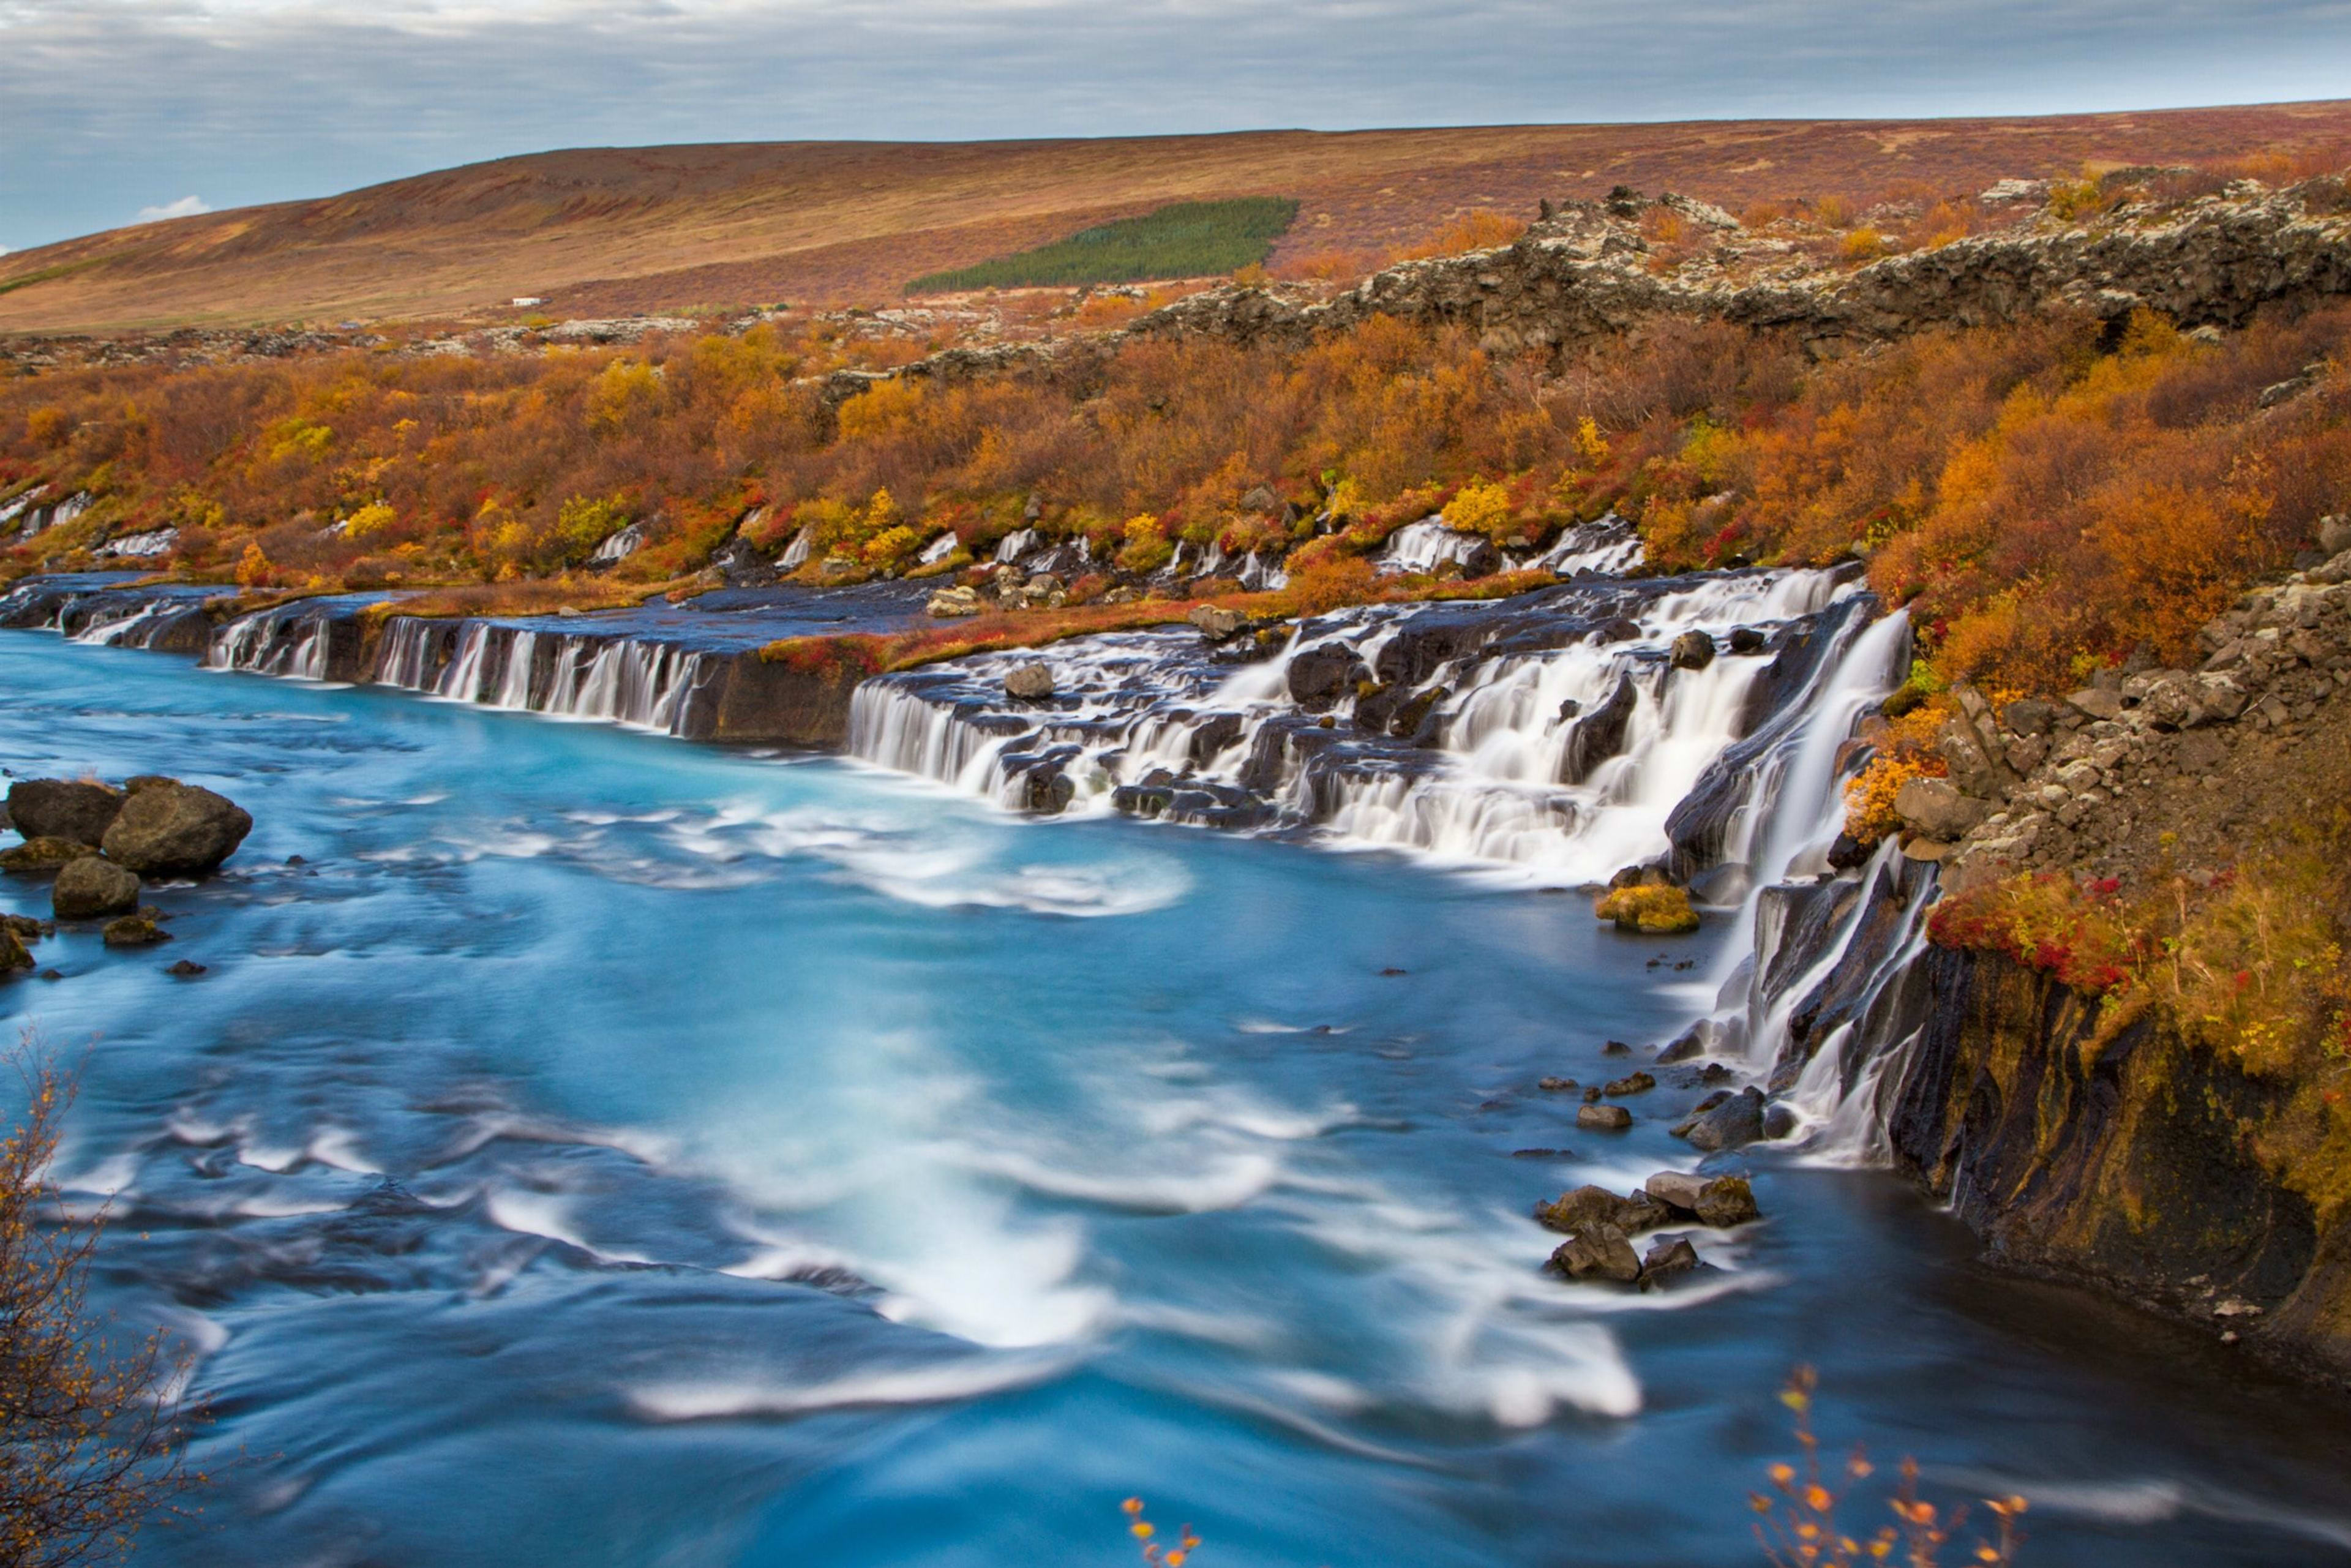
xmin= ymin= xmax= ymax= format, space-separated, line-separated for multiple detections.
xmin=370 ymin=616 xmax=713 ymax=735
xmin=206 ymin=606 xmax=331 ymax=679
xmin=847 ymin=569 xmax=1880 ymax=888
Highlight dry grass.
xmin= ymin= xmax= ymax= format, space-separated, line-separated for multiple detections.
xmin=6 ymin=103 xmax=2350 ymax=331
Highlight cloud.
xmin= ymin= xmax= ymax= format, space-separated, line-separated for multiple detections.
xmin=135 ymin=195 xmax=214 ymax=223
xmin=2 ymin=0 xmax=2349 ymax=249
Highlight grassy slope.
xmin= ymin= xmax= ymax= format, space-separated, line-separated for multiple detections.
xmin=908 ymin=198 xmax=1301 ymax=291
xmin=2 ymin=103 xmax=2350 ymax=331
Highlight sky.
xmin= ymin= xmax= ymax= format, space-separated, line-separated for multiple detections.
xmin=5 ymin=0 xmax=2351 ymax=255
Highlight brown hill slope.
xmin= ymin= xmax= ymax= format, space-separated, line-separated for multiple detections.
xmin=6 ymin=103 xmax=2351 ymax=332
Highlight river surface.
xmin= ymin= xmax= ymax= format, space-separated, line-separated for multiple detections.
xmin=5 ymin=630 xmax=2351 ymax=1567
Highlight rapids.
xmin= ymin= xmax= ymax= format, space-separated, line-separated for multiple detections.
xmin=3 ymin=592 xmax=2350 ymax=1565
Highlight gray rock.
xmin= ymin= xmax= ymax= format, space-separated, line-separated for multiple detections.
xmin=1188 ymin=604 xmax=1244 ymax=640
xmin=1675 ymin=1086 xmax=1766 ymax=1152
xmin=1003 ymin=663 xmax=1056 ymax=701
xmin=51 ymin=856 xmax=140 ymax=920
xmin=2067 ymin=688 xmax=2126 ymax=722
xmin=1536 ymin=1184 xmax=1671 ymax=1236
xmin=1548 ymin=1222 xmax=1643 ymax=1283
xmin=6 ymin=779 xmax=125 ymax=848
xmin=2001 ymin=699 xmax=2057 ymax=736
xmin=102 ymin=914 xmax=171 ymax=948
xmin=2321 ymin=516 xmax=2350 ymax=557
xmin=1577 ymin=1103 xmax=1633 ymax=1131
xmin=99 ymin=780 xmax=252 ymax=877
xmin=1892 ymin=777 xmax=1987 ymax=840
xmin=1643 ymin=1171 xmax=1761 ymax=1227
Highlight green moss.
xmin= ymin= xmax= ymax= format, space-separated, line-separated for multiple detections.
xmin=909 ymin=199 xmax=1299 ymax=292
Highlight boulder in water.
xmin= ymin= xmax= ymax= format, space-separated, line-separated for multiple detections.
xmin=1003 ymin=663 xmax=1056 ymax=700
xmin=1536 ymin=1184 xmax=1670 ymax=1236
xmin=51 ymin=856 xmax=140 ymax=920
xmin=102 ymin=913 xmax=171 ymax=948
xmin=1548 ymin=1222 xmax=1642 ymax=1283
xmin=1603 ymin=1070 xmax=1656 ymax=1096
xmin=0 ymin=926 xmax=29 ymax=974
xmin=1674 ymin=1086 xmax=1766 ymax=1152
xmin=1286 ymin=642 xmax=1368 ymax=709
xmin=100 ymin=779 xmax=252 ymax=877
xmin=1640 ymin=1234 xmax=1704 ymax=1286
xmin=1577 ymin=1103 xmax=1633 ymax=1131
xmin=6 ymin=779 xmax=125 ymax=847
xmin=1727 ymin=626 xmax=1768 ymax=655
xmin=1670 ymin=630 xmax=1717 ymax=670
xmin=1644 ymin=1171 xmax=1761 ymax=1227
xmin=1 ymin=837 xmax=97 ymax=874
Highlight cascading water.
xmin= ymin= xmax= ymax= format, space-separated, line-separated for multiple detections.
xmin=847 ymin=565 xmax=1880 ymax=889
xmin=206 ymin=603 xmax=335 ymax=679
xmin=369 ymin=615 xmax=716 ymax=735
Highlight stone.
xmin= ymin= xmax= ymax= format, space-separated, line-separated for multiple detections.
xmin=1669 ymin=630 xmax=1717 ymax=670
xmin=1675 ymin=1086 xmax=1766 ymax=1152
xmin=2067 ymin=687 xmax=2126 ymax=722
xmin=0 ymin=927 xmax=29 ymax=973
xmin=1727 ymin=626 xmax=1768 ymax=655
xmin=0 ymin=913 xmax=52 ymax=942
xmin=1537 ymin=1076 xmax=1578 ymax=1092
xmin=51 ymin=856 xmax=140 ymax=920
xmin=1188 ymin=605 xmax=1245 ymax=640
xmin=1646 ymin=1171 xmax=1761 ymax=1227
xmin=1577 ymin=1103 xmax=1633 ymax=1131
xmin=1003 ymin=663 xmax=1056 ymax=701
xmin=1763 ymin=1101 xmax=1800 ymax=1139
xmin=1640 ymin=1235 xmax=1703 ymax=1286
xmin=1 ymin=837 xmax=97 ymax=874
xmin=6 ymin=779 xmax=125 ymax=847
xmin=1892 ymin=777 xmax=1987 ymax=840
xmin=1657 ymin=1019 xmax=1722 ymax=1062
xmin=99 ymin=781 xmax=252 ymax=877
xmin=2320 ymin=515 xmax=2351 ymax=557
xmin=101 ymin=915 xmax=170 ymax=948
xmin=1536 ymin=1184 xmax=1667 ymax=1235
xmin=1603 ymin=1071 xmax=1656 ymax=1096
xmin=1548 ymin=1222 xmax=1642 ymax=1283
xmin=165 ymin=959 xmax=208 ymax=977
xmin=1286 ymin=642 xmax=1367 ymax=708
xmin=2001 ymin=699 xmax=2057 ymax=736
xmin=926 ymin=586 xmax=983 ymax=618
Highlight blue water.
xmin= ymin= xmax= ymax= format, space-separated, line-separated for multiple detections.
xmin=6 ymin=631 xmax=2351 ymax=1567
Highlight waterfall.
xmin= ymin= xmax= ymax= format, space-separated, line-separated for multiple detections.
xmin=367 ymin=615 xmax=714 ymax=735
xmin=845 ymin=566 xmax=1881 ymax=885
xmin=205 ymin=604 xmax=335 ymax=679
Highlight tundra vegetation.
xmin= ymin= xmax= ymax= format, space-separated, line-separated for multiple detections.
xmin=907 ymin=198 xmax=1302 ymax=291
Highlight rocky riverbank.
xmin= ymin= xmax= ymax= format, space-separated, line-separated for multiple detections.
xmin=1 ymin=775 xmax=250 ymax=967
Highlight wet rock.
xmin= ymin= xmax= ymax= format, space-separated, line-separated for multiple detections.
xmin=6 ymin=779 xmax=125 ymax=847
xmin=1537 ymin=1076 xmax=1578 ymax=1092
xmin=1536 ymin=1184 xmax=1670 ymax=1236
xmin=1601 ymin=1039 xmax=1633 ymax=1056
xmin=99 ymin=781 xmax=252 ymax=877
xmin=51 ymin=856 xmax=140 ymax=920
xmin=1640 ymin=1235 xmax=1703 ymax=1286
xmin=1548 ymin=1222 xmax=1643 ymax=1283
xmin=1763 ymin=1101 xmax=1801 ymax=1140
xmin=1286 ymin=642 xmax=1368 ymax=708
xmin=0 ymin=837 xmax=97 ymax=874
xmin=101 ymin=914 xmax=170 ymax=948
xmin=1657 ymin=1019 xmax=1723 ymax=1063
xmin=164 ymin=958 xmax=208 ymax=977
xmin=1644 ymin=1171 xmax=1761 ymax=1227
xmin=1603 ymin=1071 xmax=1656 ymax=1096
xmin=0 ymin=926 xmax=29 ymax=973
xmin=1727 ymin=626 xmax=1768 ymax=655
xmin=1826 ymin=831 xmax=1875 ymax=870
xmin=1 ymin=913 xmax=53 ymax=943
xmin=1577 ymin=1103 xmax=1633 ymax=1131
xmin=1561 ymin=673 xmax=1637 ymax=783
xmin=1669 ymin=629 xmax=1717 ymax=670
xmin=1674 ymin=1086 xmax=1766 ymax=1152
xmin=1003 ymin=663 xmax=1056 ymax=701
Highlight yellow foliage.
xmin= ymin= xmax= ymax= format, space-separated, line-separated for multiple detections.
xmin=834 ymin=379 xmax=926 ymax=445
xmin=1441 ymin=477 xmax=1515 ymax=540
xmin=343 ymin=501 xmax=396 ymax=541
xmin=585 ymin=359 xmax=663 ymax=436
xmin=1595 ymin=883 xmax=1700 ymax=934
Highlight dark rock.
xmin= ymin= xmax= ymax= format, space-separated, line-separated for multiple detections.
xmin=1670 ymin=629 xmax=1718 ymax=670
xmin=1548 ymin=1222 xmax=1643 ymax=1283
xmin=1763 ymin=1101 xmax=1801 ymax=1139
xmin=1003 ymin=663 xmax=1056 ymax=701
xmin=1602 ymin=1039 xmax=1632 ymax=1056
xmin=1537 ymin=1076 xmax=1577 ymax=1092
xmin=1 ymin=913 xmax=53 ymax=942
xmin=1286 ymin=642 xmax=1368 ymax=709
xmin=1561 ymin=675 xmax=1637 ymax=783
xmin=6 ymin=779 xmax=126 ymax=847
xmin=0 ymin=927 xmax=29 ymax=973
xmin=1675 ymin=1086 xmax=1766 ymax=1151
xmin=99 ymin=781 xmax=252 ymax=877
xmin=1536 ymin=1184 xmax=1671 ymax=1236
xmin=1645 ymin=1171 xmax=1761 ymax=1227
xmin=0 ymin=836 xmax=99 ymax=874
xmin=1582 ymin=1086 xmax=1602 ymax=1102
xmin=2002 ymin=698 xmax=2057 ymax=736
xmin=1727 ymin=626 xmax=1768 ymax=655
xmin=101 ymin=915 xmax=171 ymax=948
xmin=51 ymin=856 xmax=140 ymax=920
xmin=1603 ymin=1071 xmax=1656 ymax=1096
xmin=1577 ymin=1103 xmax=1633 ymax=1131
xmin=1826 ymin=832 xmax=1875 ymax=871
xmin=1640 ymin=1235 xmax=1703 ymax=1286
xmin=1591 ymin=616 xmax=1643 ymax=644
xmin=165 ymin=958 xmax=208 ymax=977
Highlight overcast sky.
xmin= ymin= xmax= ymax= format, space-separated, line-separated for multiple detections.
xmin=4 ymin=0 xmax=2349 ymax=253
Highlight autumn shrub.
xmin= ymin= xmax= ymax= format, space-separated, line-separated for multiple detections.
xmin=1595 ymin=884 xmax=1700 ymax=934
xmin=0 ymin=1040 xmax=205 ymax=1566
xmin=1389 ymin=209 xmax=1528 ymax=263
xmin=1439 ymin=477 xmax=1516 ymax=541
xmin=1842 ymin=707 xmax=1950 ymax=844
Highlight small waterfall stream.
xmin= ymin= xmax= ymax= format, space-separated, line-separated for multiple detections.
xmin=367 ymin=615 xmax=716 ymax=734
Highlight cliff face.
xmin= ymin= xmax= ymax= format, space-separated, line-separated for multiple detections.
xmin=1888 ymin=945 xmax=2351 ymax=1383
xmin=1133 ymin=182 xmax=2351 ymax=356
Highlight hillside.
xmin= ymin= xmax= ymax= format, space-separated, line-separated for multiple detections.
xmin=5 ymin=102 xmax=2351 ymax=332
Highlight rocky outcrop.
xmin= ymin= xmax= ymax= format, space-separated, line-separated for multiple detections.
xmin=1129 ymin=182 xmax=2351 ymax=358
xmin=6 ymin=779 xmax=124 ymax=847
xmin=1888 ymin=947 xmax=2350 ymax=1383
xmin=51 ymin=855 xmax=140 ymax=920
